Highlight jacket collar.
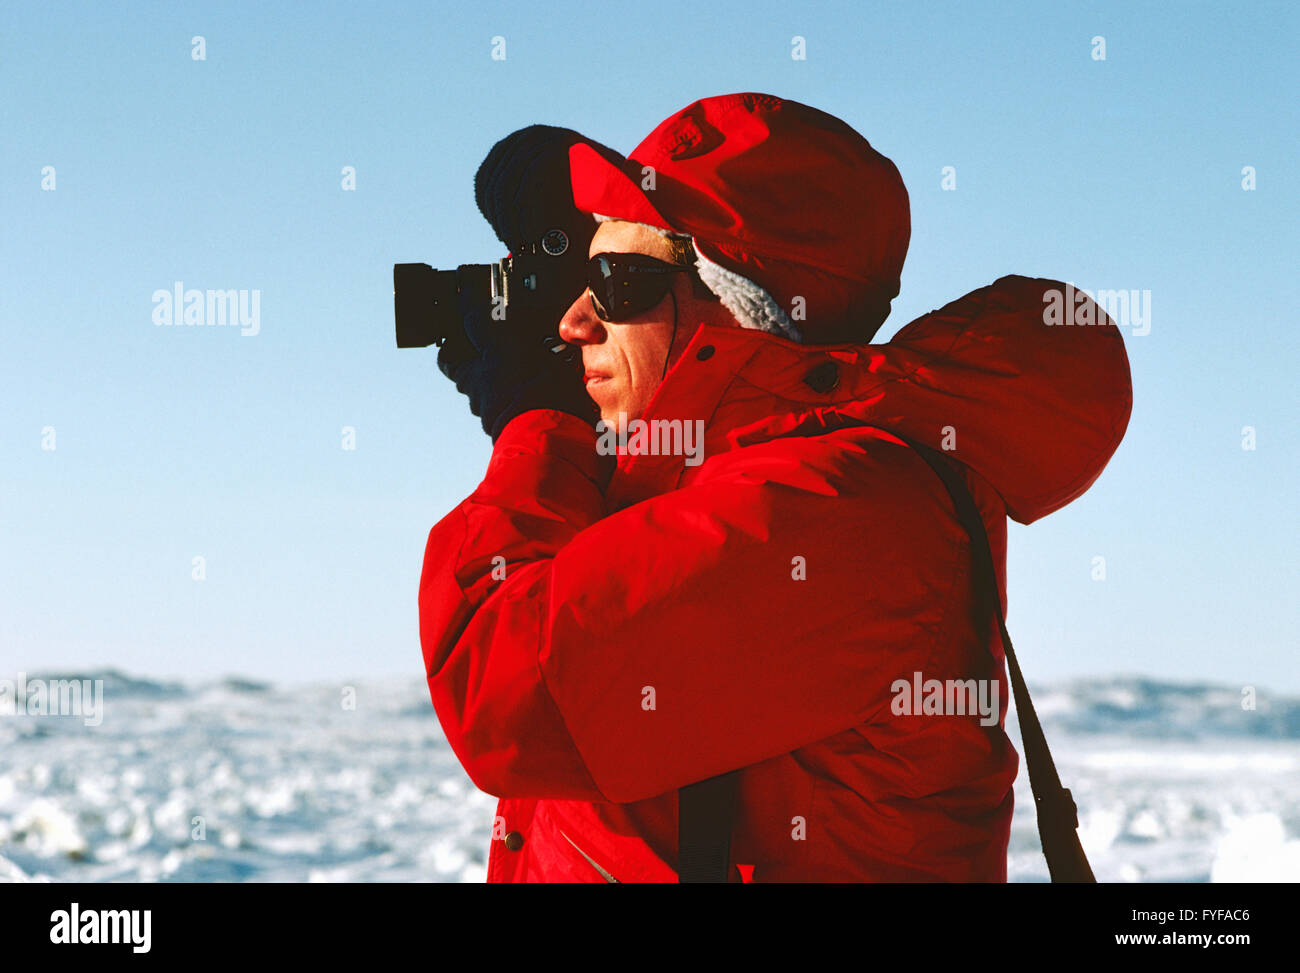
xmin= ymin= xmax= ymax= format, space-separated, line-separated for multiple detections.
xmin=605 ymin=323 xmax=850 ymax=510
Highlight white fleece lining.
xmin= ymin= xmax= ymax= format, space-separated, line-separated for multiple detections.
xmin=691 ymin=242 xmax=803 ymax=343
xmin=592 ymin=213 xmax=802 ymax=342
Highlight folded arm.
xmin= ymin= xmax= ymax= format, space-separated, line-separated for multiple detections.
xmin=419 ymin=410 xmax=962 ymax=802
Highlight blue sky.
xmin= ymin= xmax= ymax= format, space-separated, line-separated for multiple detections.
xmin=2 ymin=1 xmax=1296 ymax=690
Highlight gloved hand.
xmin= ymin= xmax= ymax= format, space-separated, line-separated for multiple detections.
xmin=437 ymin=285 xmax=597 ymax=442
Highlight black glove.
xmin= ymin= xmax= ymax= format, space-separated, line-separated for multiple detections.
xmin=437 ymin=287 xmax=597 ymax=442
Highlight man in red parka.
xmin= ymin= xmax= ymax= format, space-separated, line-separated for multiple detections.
xmin=419 ymin=92 xmax=1132 ymax=882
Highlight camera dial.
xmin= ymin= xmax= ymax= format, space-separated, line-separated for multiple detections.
xmin=541 ymin=229 xmax=569 ymax=256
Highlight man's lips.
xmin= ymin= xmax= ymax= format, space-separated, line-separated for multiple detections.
xmin=583 ymin=372 xmax=612 ymax=386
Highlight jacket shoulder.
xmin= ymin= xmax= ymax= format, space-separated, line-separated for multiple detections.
xmin=695 ymin=423 xmax=954 ymax=504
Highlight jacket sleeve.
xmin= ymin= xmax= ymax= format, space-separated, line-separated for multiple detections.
xmin=419 ymin=409 xmax=964 ymax=804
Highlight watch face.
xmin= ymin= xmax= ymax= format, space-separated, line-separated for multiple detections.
xmin=540 ymin=228 xmax=569 ymax=256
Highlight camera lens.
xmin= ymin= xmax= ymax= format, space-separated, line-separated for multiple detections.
xmin=394 ymin=263 xmax=458 ymax=348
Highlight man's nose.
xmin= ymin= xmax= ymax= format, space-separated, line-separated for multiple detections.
xmin=557 ymin=291 xmax=606 ymax=346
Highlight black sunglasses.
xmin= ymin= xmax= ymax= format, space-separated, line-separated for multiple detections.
xmin=585 ymin=251 xmax=694 ymax=322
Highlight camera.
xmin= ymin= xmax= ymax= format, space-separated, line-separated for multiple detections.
xmin=393 ymin=224 xmax=592 ymax=350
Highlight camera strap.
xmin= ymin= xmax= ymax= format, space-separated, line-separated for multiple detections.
xmin=677 ymin=426 xmax=1095 ymax=883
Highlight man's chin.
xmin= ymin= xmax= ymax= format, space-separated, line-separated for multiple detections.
xmin=597 ymin=407 xmax=636 ymax=436
xmin=588 ymin=386 xmax=628 ymax=427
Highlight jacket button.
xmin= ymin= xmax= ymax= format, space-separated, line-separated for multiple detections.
xmin=696 ymin=345 xmax=715 ymax=361
xmin=803 ymin=360 xmax=839 ymax=393
xmin=503 ymin=831 xmax=525 ymax=852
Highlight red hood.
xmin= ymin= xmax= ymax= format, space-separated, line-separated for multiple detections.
xmin=608 ymin=275 xmax=1133 ymax=523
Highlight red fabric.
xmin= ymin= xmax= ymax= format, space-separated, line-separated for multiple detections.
xmin=567 ymin=92 xmax=911 ymax=342
xmin=419 ymin=275 xmax=1132 ymax=882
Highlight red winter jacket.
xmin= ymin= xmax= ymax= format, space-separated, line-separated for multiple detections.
xmin=419 ymin=275 xmax=1132 ymax=882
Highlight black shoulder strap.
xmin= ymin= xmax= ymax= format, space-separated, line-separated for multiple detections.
xmin=893 ymin=433 xmax=1095 ymax=883
xmin=677 ymin=772 xmax=739 ymax=883
xmin=677 ymin=428 xmax=1095 ymax=883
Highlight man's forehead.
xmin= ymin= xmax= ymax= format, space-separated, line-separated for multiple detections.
xmin=588 ymin=220 xmax=676 ymax=260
